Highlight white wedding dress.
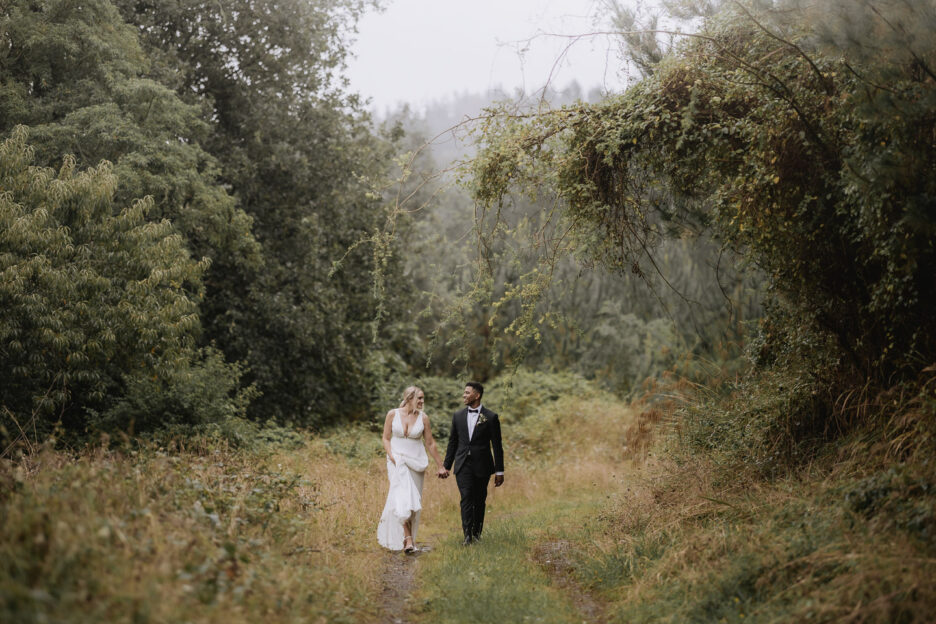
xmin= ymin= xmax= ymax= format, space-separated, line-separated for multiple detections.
xmin=377 ymin=409 xmax=429 ymax=550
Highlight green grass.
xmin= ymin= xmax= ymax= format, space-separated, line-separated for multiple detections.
xmin=413 ymin=497 xmax=607 ymax=624
xmin=414 ymin=523 xmax=577 ymax=624
xmin=572 ymin=530 xmax=671 ymax=593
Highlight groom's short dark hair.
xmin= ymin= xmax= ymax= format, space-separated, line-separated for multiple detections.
xmin=466 ymin=381 xmax=484 ymax=399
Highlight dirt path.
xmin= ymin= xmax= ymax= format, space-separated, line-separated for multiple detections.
xmin=533 ymin=540 xmax=608 ymax=624
xmin=378 ymin=544 xmax=431 ymax=624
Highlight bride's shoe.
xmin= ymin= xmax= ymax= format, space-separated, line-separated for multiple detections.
xmin=403 ymin=536 xmax=416 ymax=554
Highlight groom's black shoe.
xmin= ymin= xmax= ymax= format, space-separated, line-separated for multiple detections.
xmin=462 ymin=536 xmax=473 ymax=546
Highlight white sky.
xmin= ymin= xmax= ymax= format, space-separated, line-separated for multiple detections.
xmin=345 ymin=0 xmax=633 ymax=113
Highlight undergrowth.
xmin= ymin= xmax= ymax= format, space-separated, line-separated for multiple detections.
xmin=0 ymin=432 xmax=385 ymax=623
xmin=4 ymin=367 xmax=933 ymax=623
xmin=564 ymin=447 xmax=936 ymax=623
xmin=559 ymin=361 xmax=936 ymax=624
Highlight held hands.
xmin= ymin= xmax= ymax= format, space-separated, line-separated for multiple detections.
xmin=436 ymin=467 xmax=450 ymax=479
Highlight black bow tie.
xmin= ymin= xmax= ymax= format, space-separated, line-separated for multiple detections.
xmin=468 ymin=408 xmax=480 ymax=413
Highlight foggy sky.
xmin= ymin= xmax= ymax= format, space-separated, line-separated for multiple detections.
xmin=346 ymin=0 xmax=632 ymax=113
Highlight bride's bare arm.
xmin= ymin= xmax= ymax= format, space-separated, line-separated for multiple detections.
xmin=382 ymin=410 xmax=395 ymax=464
xmin=422 ymin=413 xmax=448 ymax=477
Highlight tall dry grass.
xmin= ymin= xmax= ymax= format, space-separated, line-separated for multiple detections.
xmin=0 ymin=434 xmax=409 ymax=623
xmin=562 ymin=410 xmax=936 ymax=623
xmin=9 ymin=373 xmax=927 ymax=624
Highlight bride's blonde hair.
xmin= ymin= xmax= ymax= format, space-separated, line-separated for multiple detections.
xmin=399 ymin=385 xmax=423 ymax=412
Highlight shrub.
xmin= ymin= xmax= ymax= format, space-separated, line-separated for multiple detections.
xmin=0 ymin=127 xmax=249 ymax=442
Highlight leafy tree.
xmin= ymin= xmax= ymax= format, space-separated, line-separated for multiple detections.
xmin=387 ymin=91 xmax=761 ymax=392
xmin=467 ymin=0 xmax=936 ymax=445
xmin=0 ymin=0 xmax=262 ymax=438
xmin=0 ymin=128 xmax=249 ymax=442
xmin=0 ymin=0 xmax=261 ymax=283
xmin=115 ymin=0 xmax=406 ymax=425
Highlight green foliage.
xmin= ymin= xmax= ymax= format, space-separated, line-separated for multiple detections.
xmin=405 ymin=137 xmax=757 ymax=390
xmin=321 ymin=422 xmax=385 ymax=464
xmin=572 ymin=531 xmax=671 ymax=591
xmin=409 ymin=376 xmax=465 ymax=417
xmin=0 ymin=0 xmax=415 ymax=431
xmin=681 ymin=360 xmax=835 ymax=474
xmin=318 ymin=371 xmax=606 ymax=461
xmin=547 ymin=301 xmax=680 ymax=395
xmin=844 ymin=466 xmax=936 ymax=542
xmin=250 ymin=421 xmax=309 ymax=452
xmin=114 ymin=0 xmax=408 ymax=426
xmin=484 ymin=368 xmax=597 ymax=425
xmin=468 ymin=0 xmax=936 ymax=454
xmin=0 ymin=128 xmax=248 ymax=439
xmin=0 ymin=0 xmax=262 ymax=438
xmin=410 ymin=369 xmax=600 ymax=428
xmin=415 ymin=524 xmax=578 ymax=624
xmin=0 ymin=0 xmax=261 ymax=289
xmin=90 ymin=350 xmax=256 ymax=436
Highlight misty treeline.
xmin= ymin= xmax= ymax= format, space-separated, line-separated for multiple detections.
xmin=3 ymin=0 xmax=933 ymax=457
xmin=392 ymin=84 xmax=762 ymax=391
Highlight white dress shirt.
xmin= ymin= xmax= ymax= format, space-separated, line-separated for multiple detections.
xmin=467 ymin=406 xmax=481 ymax=440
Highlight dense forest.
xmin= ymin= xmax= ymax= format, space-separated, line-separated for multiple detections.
xmin=1 ymin=0 xmax=935 ymax=622
xmin=1 ymin=0 xmax=412 ymax=437
xmin=0 ymin=0 xmax=762 ymax=442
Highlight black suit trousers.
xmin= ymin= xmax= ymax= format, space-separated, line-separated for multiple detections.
xmin=455 ymin=457 xmax=490 ymax=541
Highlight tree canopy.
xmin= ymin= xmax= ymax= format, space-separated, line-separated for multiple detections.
xmin=1 ymin=0 xmax=404 ymax=437
xmin=467 ymin=0 xmax=936 ymax=452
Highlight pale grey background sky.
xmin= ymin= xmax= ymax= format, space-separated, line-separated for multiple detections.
xmin=346 ymin=0 xmax=633 ymax=113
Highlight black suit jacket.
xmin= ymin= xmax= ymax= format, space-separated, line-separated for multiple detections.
xmin=443 ymin=406 xmax=504 ymax=477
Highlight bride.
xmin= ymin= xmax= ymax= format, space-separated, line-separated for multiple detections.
xmin=377 ymin=385 xmax=449 ymax=553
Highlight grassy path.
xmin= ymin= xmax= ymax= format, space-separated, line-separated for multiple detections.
xmin=387 ymin=396 xmax=638 ymax=624
xmin=409 ymin=496 xmax=614 ymax=624
xmin=1 ymin=395 xmax=636 ymax=624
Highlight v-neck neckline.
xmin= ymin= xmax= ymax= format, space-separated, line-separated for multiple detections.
xmin=399 ymin=409 xmax=419 ymax=438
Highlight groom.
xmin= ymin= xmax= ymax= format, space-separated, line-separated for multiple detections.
xmin=443 ymin=382 xmax=504 ymax=545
